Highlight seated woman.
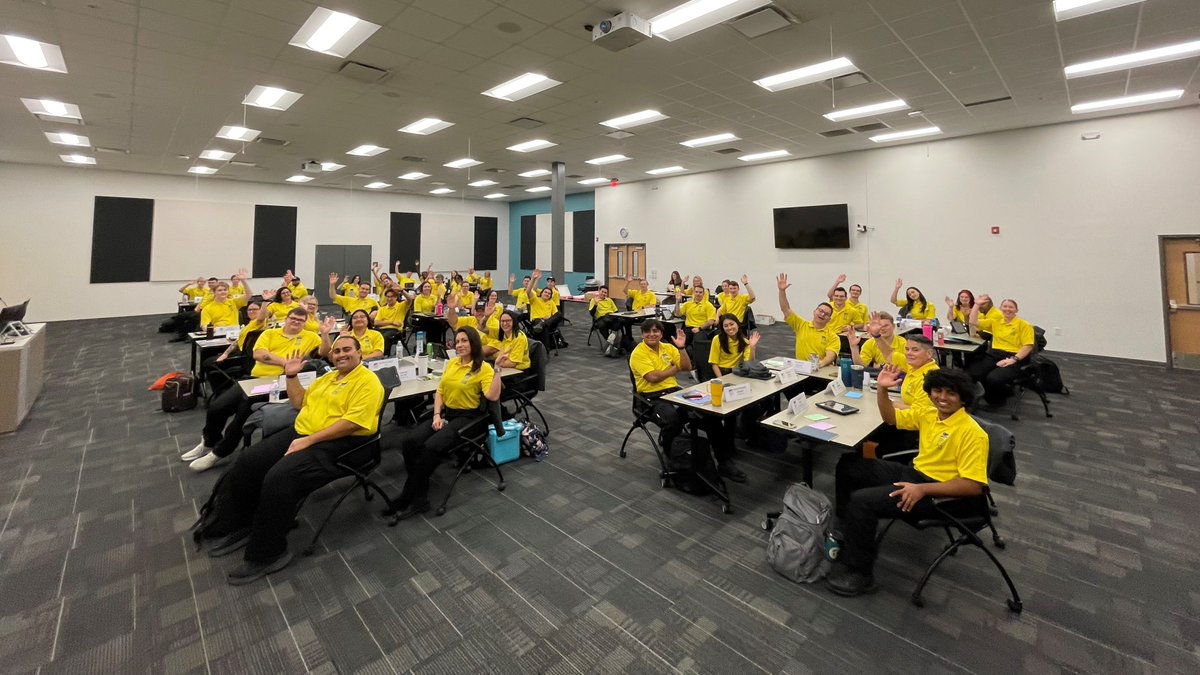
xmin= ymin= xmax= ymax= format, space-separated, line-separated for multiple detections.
xmin=848 ymin=311 xmax=906 ymax=370
xmin=202 ymin=298 xmax=266 ymax=394
xmin=890 ymin=279 xmax=936 ymax=321
xmin=184 ymin=308 xmax=324 ymax=472
xmin=708 ymin=314 xmax=760 ymax=378
xmin=525 ymin=269 xmax=563 ymax=349
xmin=191 ymin=334 xmax=385 ymax=585
xmin=298 ymin=295 xmax=321 ymax=332
xmin=265 ymin=286 xmax=299 ymax=324
xmin=453 ymin=282 xmax=476 ymax=310
xmin=410 ymin=280 xmax=444 ymax=346
xmin=324 ymin=309 xmax=384 ymax=361
xmin=328 ymin=273 xmax=379 ymax=315
xmin=372 ymin=287 xmax=411 ymax=356
xmin=667 ymin=270 xmax=686 ymax=293
xmin=390 ymin=327 xmax=505 ymax=519
xmin=967 ymin=298 xmax=1035 ymax=406
xmin=199 ymin=279 xmax=248 ymax=329
xmin=625 ymin=276 xmax=658 ymax=311
xmin=674 ymin=284 xmax=717 ymax=347
xmin=339 ymin=274 xmax=362 ymax=297
xmin=484 ymin=311 xmax=531 ymax=371
xmin=945 ymin=289 xmax=975 ymax=326
xmin=717 ymin=275 xmax=756 ymax=325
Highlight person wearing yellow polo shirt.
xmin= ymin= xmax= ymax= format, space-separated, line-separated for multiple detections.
xmin=826 ymin=367 xmax=988 ymax=597
xmin=899 ymin=336 xmax=939 ymax=410
xmin=967 ymin=298 xmax=1035 ymax=406
xmin=777 ymin=273 xmax=840 ymax=366
xmin=891 ymin=278 xmax=936 ymax=321
xmin=180 ymin=277 xmax=213 ymax=303
xmin=200 ymin=281 xmax=248 ymax=328
xmin=673 ymin=284 xmax=717 ymax=355
xmin=465 ymin=268 xmax=480 ymax=286
xmin=709 ymin=315 xmax=760 ymax=377
xmin=848 ymin=311 xmax=906 ymax=370
xmin=508 ymin=273 xmax=531 ymax=310
xmin=228 ymin=274 xmax=247 ymax=300
xmin=944 ymin=289 xmax=975 ymax=327
xmin=338 ymin=274 xmax=362 ymax=297
xmin=586 ymin=285 xmax=622 ymax=352
xmin=447 ymin=297 xmax=500 ymax=341
xmin=297 ymin=295 xmax=321 ymax=332
xmin=282 ymin=270 xmax=308 ymax=300
xmin=484 ymin=311 xmax=531 ymax=371
xmin=389 ymin=326 xmax=505 ymax=520
xmin=185 ymin=308 xmax=323 ymax=473
xmin=478 ymin=271 xmax=494 ymax=293
xmin=625 ymin=276 xmax=658 ymax=311
xmin=826 ymin=275 xmax=869 ymax=327
xmin=328 ymin=273 xmax=380 ymax=316
xmin=264 ymin=286 xmax=300 ymax=323
xmin=629 ymin=319 xmax=740 ymax=482
xmin=969 ymin=294 xmax=1002 ymax=336
xmin=525 ymin=269 xmax=564 ymax=350
xmin=454 ymin=283 xmax=476 ymax=311
xmin=372 ymin=287 xmax=411 ymax=356
xmin=717 ymin=275 xmax=756 ymax=325
xmin=827 ymin=286 xmax=866 ymax=334
xmin=201 ymin=298 xmax=267 ymax=396
xmin=323 ymin=309 xmax=384 ymax=361
xmin=192 ymin=333 xmax=385 ymax=585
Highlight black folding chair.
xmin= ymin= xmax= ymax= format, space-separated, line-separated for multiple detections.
xmin=500 ymin=340 xmax=550 ymax=436
xmin=1007 ymin=326 xmax=1054 ymax=421
xmin=618 ymin=370 xmax=685 ymax=488
xmin=876 ymin=418 xmax=1022 ymax=613
xmin=431 ymin=400 xmax=508 ymax=516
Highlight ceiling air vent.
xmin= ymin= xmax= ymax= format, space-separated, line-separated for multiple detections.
xmin=509 ymin=117 xmax=545 ymax=129
xmin=94 ymin=146 xmax=129 ymax=154
xmin=502 ymin=184 xmax=524 ymax=189
xmin=35 ymin=113 xmax=82 ymax=125
xmin=338 ymin=60 xmax=390 ymax=84
xmin=400 ymin=155 xmax=425 ymax=162
xmin=567 ymin=174 xmax=583 ymax=178
xmin=851 ymin=122 xmax=889 ymax=132
xmin=963 ymin=95 xmax=1013 ymax=108
xmin=728 ymin=7 xmax=794 ymax=38
xmin=819 ymin=129 xmax=855 ymax=138
xmin=484 ymin=167 xmax=505 ymax=173
xmin=605 ymin=130 xmax=634 ymax=139
xmin=255 ymin=137 xmax=289 ymax=146
xmin=229 ymin=160 xmax=258 ymax=167
xmin=820 ymin=72 xmax=871 ymax=91
xmin=713 ymin=147 xmax=741 ymax=154
xmin=354 ymin=173 xmax=375 ymax=178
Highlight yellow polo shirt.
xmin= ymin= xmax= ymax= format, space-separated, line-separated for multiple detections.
xmin=629 ymin=289 xmax=657 ymax=311
xmin=346 ymin=328 xmax=385 ymax=356
xmin=287 ymin=282 xmax=308 ymax=299
xmin=489 ymin=332 xmax=531 ymax=370
xmin=895 ymin=407 xmax=989 ymax=485
xmin=251 ymin=329 xmax=321 ymax=377
xmin=718 ymin=294 xmax=751 ymax=322
xmin=294 ymin=364 xmax=384 ymax=437
xmin=589 ymin=298 xmax=618 ymax=318
xmin=679 ymin=299 xmax=716 ymax=328
xmin=513 ymin=287 xmax=530 ymax=309
xmin=478 ymin=276 xmax=494 ymax=292
xmin=374 ymin=300 xmax=409 ymax=327
xmin=413 ymin=294 xmax=437 ymax=313
xmin=267 ymin=300 xmax=300 ymax=322
xmin=437 ymin=358 xmax=495 ymax=411
xmin=199 ymin=297 xmax=246 ymax=327
xmin=847 ymin=300 xmax=868 ymax=325
xmin=987 ymin=316 xmax=1035 ymax=354
xmin=630 ymin=341 xmax=680 ymax=395
xmin=859 ymin=335 xmax=907 ymax=369
xmin=339 ymin=282 xmax=357 ymax=296
xmin=709 ymin=338 xmax=751 ymax=371
xmin=784 ymin=314 xmax=839 ymax=361
xmin=951 ymin=306 xmax=968 ymax=324
xmin=895 ymin=299 xmax=936 ymax=320
xmin=334 ymin=294 xmax=379 ymax=315
xmin=828 ymin=302 xmax=859 ymax=332
xmin=975 ymin=306 xmax=1002 ymax=333
xmin=303 ymin=316 xmax=319 ymax=333
xmin=183 ymin=287 xmax=209 ymax=302
xmin=901 ymin=359 xmax=939 ymax=409
xmin=529 ymin=293 xmax=554 ymax=321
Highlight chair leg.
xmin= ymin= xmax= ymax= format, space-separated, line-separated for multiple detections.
xmin=944 ymin=526 xmax=958 ymax=553
xmin=522 ymin=400 xmax=550 ymax=437
xmin=973 ymin=535 xmax=1023 ymax=613
xmin=436 ymin=453 xmax=476 ymax=517
xmin=911 ymin=538 xmax=966 ymax=607
xmin=619 ymin=423 xmax=638 ymax=458
xmin=304 ymin=481 xmax=359 ymax=556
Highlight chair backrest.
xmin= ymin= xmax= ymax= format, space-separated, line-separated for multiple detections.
xmin=693 ymin=334 xmax=715 ymax=383
xmin=624 ymin=297 xmax=635 ymax=311
xmin=1031 ymin=325 xmax=1047 ymax=353
xmin=973 ymin=416 xmax=1017 ymax=486
xmin=240 ymin=329 xmax=265 ymax=354
xmin=527 ymin=339 xmax=548 ymax=392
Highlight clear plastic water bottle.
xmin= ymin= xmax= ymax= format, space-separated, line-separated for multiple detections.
xmin=415 ymin=331 xmax=425 ymax=356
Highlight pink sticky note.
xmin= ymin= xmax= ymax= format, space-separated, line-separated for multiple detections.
xmin=250 ymin=384 xmax=273 ymax=395
xmin=809 ymin=422 xmax=835 ymax=431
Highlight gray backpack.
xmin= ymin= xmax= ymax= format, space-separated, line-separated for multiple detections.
xmin=766 ymin=483 xmax=832 ymax=583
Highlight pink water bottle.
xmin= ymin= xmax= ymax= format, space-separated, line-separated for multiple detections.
xmin=921 ymin=320 xmax=933 ymax=339
xmin=435 ymin=301 xmax=444 ymax=317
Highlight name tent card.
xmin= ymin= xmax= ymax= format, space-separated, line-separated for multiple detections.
xmin=792 ymin=359 xmax=814 ymax=375
xmin=777 ymin=367 xmax=801 ymax=385
xmin=724 ymin=383 xmax=751 ymax=402
xmin=788 ymin=393 xmax=808 ymax=416
xmin=826 ymin=377 xmax=847 ymax=397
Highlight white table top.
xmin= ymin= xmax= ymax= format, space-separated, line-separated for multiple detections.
xmin=238 ymin=362 xmax=523 ymax=401
xmin=0 ymin=322 xmax=45 ymax=350
xmin=760 ymin=384 xmax=891 ymax=448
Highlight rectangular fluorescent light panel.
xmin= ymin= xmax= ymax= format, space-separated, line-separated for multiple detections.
xmin=646 ymin=166 xmax=685 ymax=175
xmin=484 ymin=193 xmax=507 ymax=199
xmin=823 ymin=99 xmax=909 ymax=122
xmin=1065 ymin=40 xmax=1200 ymax=78
xmin=600 ymin=109 xmax=668 ymax=129
xmin=518 ymin=169 xmax=551 ymax=177
xmin=482 ymin=72 xmax=562 ymax=101
xmin=22 ymin=98 xmax=82 ymax=119
xmin=320 ymin=162 xmax=344 ymax=171
xmin=468 ymin=179 xmax=498 ymax=187
xmin=399 ymin=171 xmax=430 ymax=180
xmin=506 ymin=139 xmax=557 ymax=152
xmin=738 ymin=149 xmax=789 ymax=161
xmin=347 ymin=144 xmax=387 ymax=156
xmin=200 ymin=149 xmax=235 ymax=161
xmin=188 ymin=166 xmax=218 ymax=174
xmin=444 ymin=158 xmax=481 ymax=168
xmin=60 ymin=154 xmax=95 ymax=165
xmin=755 ymin=57 xmax=858 ymax=92
xmin=681 ymin=132 xmax=738 ymax=148
xmin=364 ymin=181 xmax=391 ymax=189
xmin=289 ymin=7 xmax=380 ymax=58
xmin=526 ymin=186 xmax=552 ymax=192
xmin=430 ymin=188 xmax=455 ymax=194
xmin=586 ymin=154 xmax=630 ymax=165
xmin=1054 ymin=0 xmax=1145 ymax=21
xmin=399 ymin=118 xmax=454 ymax=135
xmin=45 ymin=132 xmax=89 ymax=147
xmin=286 ymin=175 xmax=314 ymax=183
xmin=1071 ymin=89 xmax=1184 ymax=113
xmin=243 ymin=85 xmax=302 ymax=111
xmin=578 ymin=177 xmax=609 ymax=185
xmin=217 ymin=125 xmax=260 ymax=141
xmin=650 ymin=0 xmax=772 ymax=42
xmin=1 ymin=35 xmax=68 ymax=73
xmin=869 ymin=126 xmax=942 ymax=143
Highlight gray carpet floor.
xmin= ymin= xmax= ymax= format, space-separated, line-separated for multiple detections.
xmin=1 ymin=305 xmax=1197 ymax=674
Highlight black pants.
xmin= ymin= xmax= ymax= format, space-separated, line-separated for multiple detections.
xmin=378 ymin=328 xmax=402 ymax=356
xmin=397 ymin=409 xmax=483 ymax=505
xmin=867 ymin=425 xmax=920 ymax=457
xmin=834 ymin=454 xmax=937 ymax=575
xmin=648 ymin=395 xmax=735 ymax=465
xmin=594 ymin=315 xmax=620 ymax=339
xmin=530 ymin=313 xmax=563 ymax=348
xmin=203 ymin=385 xmax=255 ymax=457
xmin=205 ymin=428 xmax=365 ymax=563
xmin=967 ymin=349 xmax=1021 ymax=405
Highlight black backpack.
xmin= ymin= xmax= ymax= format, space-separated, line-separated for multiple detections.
xmin=662 ymin=433 xmax=717 ymax=495
xmin=161 ymin=374 xmax=197 ymax=412
xmin=1033 ymin=355 xmax=1068 ymax=395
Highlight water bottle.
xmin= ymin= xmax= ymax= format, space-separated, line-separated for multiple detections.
xmin=435 ymin=301 xmax=444 ymax=317
xmin=931 ymin=317 xmax=940 ymax=331
xmin=921 ymin=321 xmax=933 ymax=339
xmin=415 ymin=331 xmax=425 ymax=356
xmin=839 ymin=357 xmax=852 ymax=386
xmin=808 ymin=354 xmax=819 ymax=372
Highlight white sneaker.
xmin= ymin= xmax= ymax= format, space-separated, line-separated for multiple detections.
xmin=189 ymin=452 xmax=225 ymax=473
xmin=690 ymin=370 xmax=699 ymax=381
xmin=181 ymin=440 xmax=212 ymax=462
xmin=607 ymin=333 xmax=618 ymax=346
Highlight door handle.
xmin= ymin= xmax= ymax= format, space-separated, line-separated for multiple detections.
xmin=1168 ymin=299 xmax=1178 ymax=313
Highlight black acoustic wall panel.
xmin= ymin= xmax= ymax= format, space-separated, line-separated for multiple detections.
xmin=572 ymin=209 xmax=595 ymax=273
xmin=91 ymin=196 xmax=154 ymax=283
xmin=519 ymin=215 xmax=536 ymax=269
xmin=252 ymin=205 xmax=297 ymax=277
xmin=473 ymin=216 xmax=498 ymax=270
xmin=390 ymin=212 xmax=421 ymax=273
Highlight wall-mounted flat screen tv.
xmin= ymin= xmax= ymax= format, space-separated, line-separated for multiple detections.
xmin=773 ymin=204 xmax=850 ymax=249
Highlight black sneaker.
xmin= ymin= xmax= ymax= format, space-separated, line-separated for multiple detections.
xmin=227 ymin=551 xmax=294 ymax=586
xmin=826 ymin=566 xmax=878 ymax=597
xmin=206 ymin=529 xmax=251 ymax=558
xmin=388 ymin=500 xmax=430 ymax=524
xmin=717 ymin=460 xmax=748 ymax=483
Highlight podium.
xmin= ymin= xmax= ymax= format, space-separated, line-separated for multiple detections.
xmin=0 ymin=322 xmax=45 ymax=433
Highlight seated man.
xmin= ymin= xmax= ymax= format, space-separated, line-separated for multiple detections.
xmin=717 ymin=275 xmax=756 ymax=325
xmin=328 ymin=273 xmax=379 ymax=316
xmin=193 ymin=334 xmax=385 ymax=585
xmin=625 ymin=276 xmax=658 ymax=311
xmin=776 ymin=273 xmax=839 ymax=367
xmin=585 ymin=285 xmax=621 ymax=353
xmin=674 ymin=284 xmax=717 ymax=347
xmin=371 ymin=287 xmax=412 ymax=356
xmin=827 ymin=367 xmax=988 ymax=597
xmin=826 ymin=286 xmax=866 ymax=335
xmin=630 ymin=319 xmax=742 ymax=482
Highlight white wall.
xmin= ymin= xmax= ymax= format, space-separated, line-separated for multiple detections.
xmin=596 ymin=106 xmax=1200 ymax=363
xmin=0 ymin=163 xmax=509 ymax=322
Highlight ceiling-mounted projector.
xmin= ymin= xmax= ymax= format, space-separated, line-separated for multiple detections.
xmin=592 ymin=13 xmax=650 ymax=51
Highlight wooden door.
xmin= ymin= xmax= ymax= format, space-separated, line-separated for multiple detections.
xmin=1162 ymin=236 xmax=1200 ymax=369
xmin=605 ymin=244 xmax=646 ymax=300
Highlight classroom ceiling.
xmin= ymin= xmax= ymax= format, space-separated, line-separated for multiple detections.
xmin=2 ymin=0 xmax=1198 ymax=200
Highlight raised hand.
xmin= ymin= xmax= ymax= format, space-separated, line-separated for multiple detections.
xmin=836 ymin=273 xmax=847 ymax=284
xmin=876 ymin=363 xmax=903 ymax=388
xmin=776 ymin=273 xmax=790 ymax=291
xmin=894 ymin=278 xmax=903 ymax=290
xmin=282 ymin=350 xmax=306 ymax=377
xmin=329 ymin=272 xmax=340 ymax=283
xmin=447 ymin=292 xmax=459 ymax=308
xmin=261 ymin=288 xmax=276 ymax=301
xmin=741 ymin=274 xmax=749 ymax=285
xmin=509 ymin=273 xmax=516 ymax=284
xmin=671 ymin=330 xmax=686 ymax=349
xmin=945 ymin=295 xmax=954 ymax=307
xmin=371 ymin=262 xmax=380 ymax=272
xmin=320 ymin=315 xmax=336 ymax=334
xmin=847 ymin=331 xmax=860 ymax=347
xmin=748 ymin=331 xmax=761 ymax=348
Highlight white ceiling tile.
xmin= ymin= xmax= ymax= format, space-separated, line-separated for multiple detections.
xmin=391 ymin=5 xmax=467 ymax=42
